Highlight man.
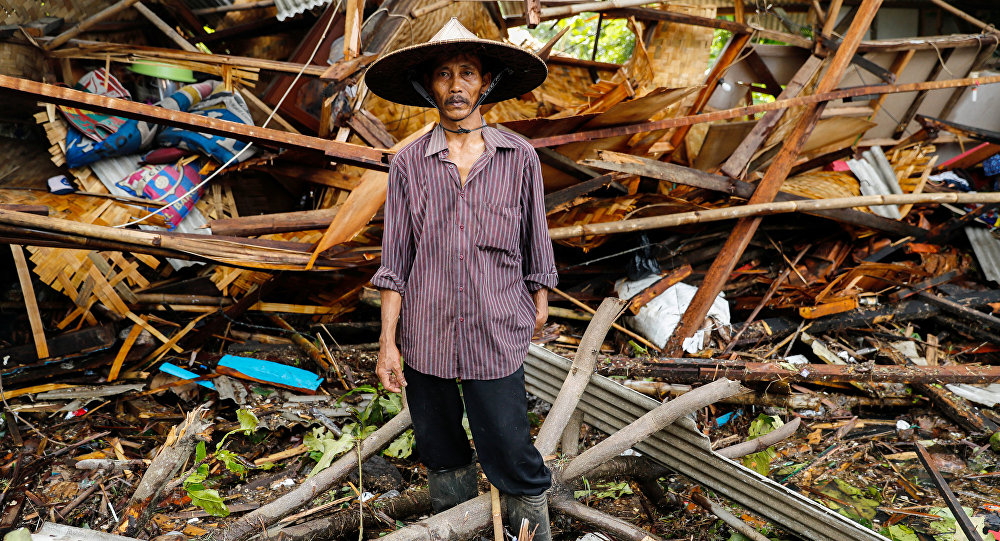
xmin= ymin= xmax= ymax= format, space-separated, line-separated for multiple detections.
xmin=365 ymin=17 xmax=557 ymax=540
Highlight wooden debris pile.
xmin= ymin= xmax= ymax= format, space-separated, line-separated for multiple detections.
xmin=2 ymin=0 xmax=1000 ymax=540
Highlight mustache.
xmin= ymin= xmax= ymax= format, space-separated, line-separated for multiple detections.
xmin=445 ymin=96 xmax=469 ymax=105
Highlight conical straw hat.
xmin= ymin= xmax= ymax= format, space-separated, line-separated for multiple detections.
xmin=365 ymin=17 xmax=547 ymax=108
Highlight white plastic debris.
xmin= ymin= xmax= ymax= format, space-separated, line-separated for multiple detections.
xmin=615 ymin=278 xmax=729 ymax=354
xmin=896 ymin=419 xmax=911 ymax=431
xmin=944 ymin=383 xmax=1000 ymax=407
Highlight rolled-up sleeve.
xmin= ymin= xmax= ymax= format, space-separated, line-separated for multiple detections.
xmin=520 ymin=148 xmax=558 ymax=291
xmin=371 ymin=159 xmax=414 ymax=295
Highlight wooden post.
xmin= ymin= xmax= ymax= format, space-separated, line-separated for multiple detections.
xmin=733 ymin=0 xmax=746 ymax=24
xmin=134 ymin=2 xmax=201 ymax=53
xmin=822 ymin=0 xmax=844 ymax=37
xmin=343 ymin=0 xmax=364 ymax=61
xmin=11 ymin=245 xmax=48 ymax=359
xmin=524 ymin=0 xmax=542 ymax=28
xmin=666 ymin=0 xmax=885 ymax=355
xmin=45 ymin=0 xmax=141 ymax=50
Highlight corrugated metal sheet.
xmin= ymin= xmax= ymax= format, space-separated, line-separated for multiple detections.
xmin=274 ymin=0 xmax=334 ymax=21
xmin=965 ymin=226 xmax=1000 ymax=283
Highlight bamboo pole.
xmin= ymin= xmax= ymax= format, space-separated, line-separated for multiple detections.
xmin=549 ymin=192 xmax=1000 ymax=240
xmin=10 ymin=245 xmax=48 ymax=359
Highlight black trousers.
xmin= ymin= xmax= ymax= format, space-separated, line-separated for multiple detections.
xmin=403 ymin=364 xmax=551 ymax=496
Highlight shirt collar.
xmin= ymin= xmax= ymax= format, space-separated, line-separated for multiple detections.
xmin=423 ymin=124 xmax=515 ymax=158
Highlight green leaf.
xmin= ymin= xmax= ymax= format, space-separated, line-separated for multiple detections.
xmin=304 ymin=427 xmax=356 ymax=477
xmin=187 ymin=487 xmax=229 ymax=517
xmin=990 ymin=431 xmax=1000 ymax=452
xmin=237 ymin=408 xmax=259 ymax=432
xmin=879 ymin=524 xmax=919 ymax=541
xmin=195 ymin=440 xmax=207 ymax=463
xmin=383 ymin=430 xmax=415 ymax=459
xmin=742 ymin=415 xmax=784 ymax=476
xmin=216 ymin=449 xmax=247 ymax=477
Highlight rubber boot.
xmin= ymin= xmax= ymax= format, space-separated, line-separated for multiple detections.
xmin=427 ymin=460 xmax=479 ymax=513
xmin=504 ymin=492 xmax=551 ymax=541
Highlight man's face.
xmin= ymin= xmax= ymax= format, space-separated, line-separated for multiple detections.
xmin=427 ymin=53 xmax=492 ymax=122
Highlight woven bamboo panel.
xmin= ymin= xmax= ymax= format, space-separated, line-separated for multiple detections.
xmin=889 ymin=143 xmax=937 ymax=217
xmin=547 ymin=195 xmax=642 ymax=251
xmin=0 ymin=41 xmax=45 ymax=80
xmin=1 ymin=0 xmax=111 ymax=25
xmin=643 ymin=3 xmax=716 ymax=90
xmin=781 ymin=170 xmax=862 ymax=201
xmin=25 ymin=103 xmax=165 ymax=314
xmin=362 ymin=2 xmax=503 ymax=140
xmin=534 ymin=62 xmax=595 ymax=112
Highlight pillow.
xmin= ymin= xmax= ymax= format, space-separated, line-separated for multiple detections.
xmin=117 ymin=161 xmax=204 ymax=230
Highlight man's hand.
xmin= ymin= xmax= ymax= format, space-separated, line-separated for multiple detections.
xmin=378 ymin=289 xmax=407 ymax=393
xmin=377 ymin=341 xmax=407 ymax=393
xmin=532 ymin=288 xmax=548 ymax=336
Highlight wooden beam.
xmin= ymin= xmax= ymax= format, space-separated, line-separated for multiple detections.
xmin=668 ymin=32 xmax=753 ymax=162
xmin=133 ymin=2 xmax=200 ymax=53
xmin=208 ymin=207 xmax=341 ymax=237
xmin=720 ymin=55 xmax=823 ymax=179
xmin=0 ymin=74 xmax=389 ymax=170
xmin=528 ymin=71 xmax=1000 ymax=148
xmin=666 ymin=0 xmax=884 ymax=355
xmin=892 ymin=47 xmax=954 ymax=139
xmin=45 ymin=0 xmax=141 ymax=50
xmin=10 ymin=245 xmax=48 ymax=360
xmin=48 ymin=38 xmax=328 ymax=77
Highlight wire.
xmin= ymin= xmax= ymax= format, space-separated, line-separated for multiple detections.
xmin=115 ymin=0 xmax=345 ymax=229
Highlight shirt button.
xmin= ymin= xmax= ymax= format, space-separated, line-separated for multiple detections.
xmin=459 ymin=192 xmax=465 ymax=198
xmin=460 ymin=224 xmax=464 ymax=230
xmin=459 ymin=254 xmax=464 ymax=260
xmin=459 ymin=286 xmax=464 ymax=292
xmin=459 ymin=317 xmax=464 ymax=322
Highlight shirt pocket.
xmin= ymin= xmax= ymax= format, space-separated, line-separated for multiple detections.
xmin=475 ymin=204 xmax=520 ymax=254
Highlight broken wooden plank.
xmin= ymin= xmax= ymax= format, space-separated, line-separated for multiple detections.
xmin=108 ymin=322 xmax=144 ymax=382
xmin=208 ymin=206 xmax=340 ymax=237
xmin=667 ymin=0 xmax=884 ymax=355
xmin=0 ymin=75 xmax=389 ymax=170
xmin=544 ymin=173 xmax=628 ymax=214
xmin=10 ymin=245 xmax=48 ymax=360
xmin=628 ymin=265 xmax=692 ymax=315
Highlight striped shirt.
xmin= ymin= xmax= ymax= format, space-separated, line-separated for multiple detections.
xmin=371 ymin=124 xmax=558 ymax=380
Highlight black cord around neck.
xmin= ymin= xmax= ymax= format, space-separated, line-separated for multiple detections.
xmin=439 ymin=117 xmax=487 ymax=134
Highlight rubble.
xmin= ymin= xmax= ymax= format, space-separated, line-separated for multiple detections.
xmin=1 ymin=0 xmax=1000 ymax=540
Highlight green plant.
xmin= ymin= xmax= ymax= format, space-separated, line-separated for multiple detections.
xmin=183 ymin=408 xmax=263 ymax=517
xmin=741 ymin=414 xmax=783 ymax=476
